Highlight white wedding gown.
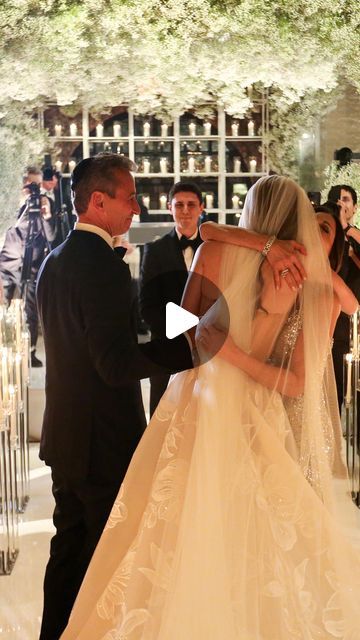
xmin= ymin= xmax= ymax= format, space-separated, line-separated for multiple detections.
xmin=61 ymin=177 xmax=360 ymax=639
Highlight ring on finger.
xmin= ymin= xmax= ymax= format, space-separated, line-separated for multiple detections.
xmin=280 ymin=268 xmax=289 ymax=278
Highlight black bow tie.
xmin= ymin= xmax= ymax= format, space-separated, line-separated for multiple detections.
xmin=179 ymin=234 xmax=198 ymax=251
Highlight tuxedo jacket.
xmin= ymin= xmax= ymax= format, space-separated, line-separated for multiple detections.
xmin=139 ymin=227 xmax=202 ymax=338
xmin=36 ymin=230 xmax=193 ymax=483
xmin=334 ymin=242 xmax=360 ymax=345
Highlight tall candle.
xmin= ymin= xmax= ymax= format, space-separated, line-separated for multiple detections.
xmin=15 ymin=353 xmax=22 ymax=408
xmin=203 ymin=121 xmax=211 ymax=136
xmin=249 ymin=158 xmax=257 ymax=173
xmin=232 ymin=194 xmax=240 ymax=210
xmin=231 ymin=121 xmax=239 ymax=136
xmin=345 ymin=353 xmax=352 ymax=404
xmin=205 ymin=194 xmax=214 ymax=209
xmin=54 ymin=124 xmax=62 ymax=137
xmin=143 ymin=122 xmax=151 ymax=137
xmin=204 ymin=156 xmax=212 ymax=172
xmin=188 ymin=157 xmax=195 ymax=172
xmin=161 ymin=123 xmax=168 ymax=137
xmin=2 ymin=348 xmax=9 ymax=407
xmin=22 ymin=332 xmax=29 ymax=384
xmin=159 ymin=194 xmax=167 ymax=210
xmin=68 ymin=160 xmax=76 ymax=173
xmin=69 ymin=123 xmax=77 ymax=136
xmin=160 ymin=158 xmax=167 ymax=174
xmin=189 ymin=122 xmax=196 ymax=136
xmin=55 ymin=160 xmax=62 ymax=173
xmin=352 ymin=313 xmax=358 ymax=356
xmin=247 ymin=120 xmax=255 ymax=136
xmin=143 ymin=159 xmax=150 ymax=174
xmin=113 ymin=122 xmax=121 ymax=137
xmin=234 ymin=158 xmax=240 ymax=173
xmin=96 ymin=123 xmax=104 ymax=138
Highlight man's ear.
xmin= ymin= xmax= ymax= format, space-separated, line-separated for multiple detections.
xmin=91 ymin=191 xmax=104 ymax=210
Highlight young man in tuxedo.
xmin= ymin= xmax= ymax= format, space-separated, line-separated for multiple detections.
xmin=140 ymin=182 xmax=204 ymax=416
xmin=328 ymin=185 xmax=360 ymax=412
xmin=36 ymin=154 xmax=194 ymax=639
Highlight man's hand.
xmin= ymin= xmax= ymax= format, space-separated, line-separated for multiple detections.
xmin=266 ymin=239 xmax=307 ymax=290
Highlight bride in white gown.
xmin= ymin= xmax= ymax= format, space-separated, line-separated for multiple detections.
xmin=61 ymin=176 xmax=360 ymax=640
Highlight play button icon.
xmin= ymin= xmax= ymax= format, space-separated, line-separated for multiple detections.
xmin=166 ymin=302 xmax=199 ymax=339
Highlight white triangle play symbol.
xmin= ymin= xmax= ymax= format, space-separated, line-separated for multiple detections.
xmin=166 ymin=302 xmax=199 ymax=340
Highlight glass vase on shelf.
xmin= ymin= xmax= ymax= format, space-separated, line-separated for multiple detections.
xmin=231 ymin=121 xmax=239 ymax=137
xmin=203 ymin=121 xmax=211 ymax=136
xmin=159 ymin=158 xmax=168 ymax=174
xmin=249 ymin=157 xmax=257 ymax=173
xmin=205 ymin=193 xmax=214 ymax=209
xmin=159 ymin=193 xmax=168 ymax=210
xmin=113 ymin=122 xmax=121 ymax=137
xmin=143 ymin=121 xmax=151 ymax=137
xmin=142 ymin=193 xmax=151 ymax=209
xmin=234 ymin=157 xmax=241 ymax=173
xmin=204 ymin=156 xmax=212 ymax=172
xmin=143 ymin=158 xmax=151 ymax=174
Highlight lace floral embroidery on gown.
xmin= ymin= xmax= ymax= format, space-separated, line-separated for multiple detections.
xmin=61 ymin=281 xmax=360 ymax=639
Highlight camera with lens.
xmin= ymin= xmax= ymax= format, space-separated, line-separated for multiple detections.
xmin=24 ymin=182 xmax=41 ymax=198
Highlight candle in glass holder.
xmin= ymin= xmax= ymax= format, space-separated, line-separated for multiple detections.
xmin=96 ymin=123 xmax=104 ymax=138
xmin=2 ymin=347 xmax=9 ymax=406
xmin=203 ymin=121 xmax=211 ymax=136
xmin=15 ymin=353 xmax=22 ymax=408
xmin=231 ymin=121 xmax=239 ymax=136
xmin=142 ymin=194 xmax=150 ymax=209
xmin=205 ymin=193 xmax=214 ymax=209
xmin=116 ymin=143 xmax=123 ymax=155
xmin=55 ymin=160 xmax=62 ymax=173
xmin=68 ymin=160 xmax=76 ymax=173
xmin=143 ymin=121 xmax=151 ymax=137
xmin=345 ymin=353 xmax=353 ymax=404
xmin=247 ymin=120 xmax=255 ymax=136
xmin=54 ymin=124 xmax=62 ymax=137
xmin=234 ymin=158 xmax=241 ymax=173
xmin=188 ymin=156 xmax=195 ymax=172
xmin=160 ymin=158 xmax=167 ymax=174
xmin=232 ymin=194 xmax=240 ymax=210
xmin=161 ymin=123 xmax=168 ymax=137
xmin=249 ymin=158 xmax=257 ymax=173
xmin=113 ymin=122 xmax=121 ymax=137
xmin=204 ymin=156 xmax=212 ymax=172
xmin=143 ymin=158 xmax=150 ymax=174
xmin=69 ymin=123 xmax=77 ymax=137
xmin=159 ymin=194 xmax=167 ymax=210
xmin=352 ymin=313 xmax=358 ymax=356
xmin=189 ymin=122 xmax=196 ymax=136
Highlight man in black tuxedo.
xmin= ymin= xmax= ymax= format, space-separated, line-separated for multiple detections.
xmin=328 ymin=185 xmax=360 ymax=412
xmin=36 ymin=154 xmax=194 ymax=640
xmin=140 ymin=182 xmax=204 ymax=416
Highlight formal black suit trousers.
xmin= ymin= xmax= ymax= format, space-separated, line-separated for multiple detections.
xmin=39 ymin=471 xmax=120 ymax=640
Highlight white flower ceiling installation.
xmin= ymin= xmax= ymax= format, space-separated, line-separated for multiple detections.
xmin=0 ymin=0 xmax=359 ymax=225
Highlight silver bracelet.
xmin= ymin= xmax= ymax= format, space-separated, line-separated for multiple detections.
xmin=261 ymin=234 xmax=276 ymax=258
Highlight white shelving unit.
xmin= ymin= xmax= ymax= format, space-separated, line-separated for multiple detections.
xmin=45 ymin=95 xmax=269 ymax=224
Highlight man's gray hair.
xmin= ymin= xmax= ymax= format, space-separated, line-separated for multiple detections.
xmin=71 ymin=153 xmax=138 ymax=214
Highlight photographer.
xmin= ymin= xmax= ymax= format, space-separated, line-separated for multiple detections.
xmin=0 ymin=168 xmax=55 ymax=367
